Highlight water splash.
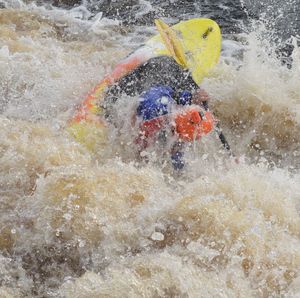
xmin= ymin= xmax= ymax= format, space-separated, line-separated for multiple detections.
xmin=0 ymin=1 xmax=299 ymax=297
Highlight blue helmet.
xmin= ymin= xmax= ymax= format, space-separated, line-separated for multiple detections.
xmin=137 ymin=86 xmax=175 ymax=120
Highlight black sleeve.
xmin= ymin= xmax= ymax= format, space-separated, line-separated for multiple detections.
xmin=105 ymin=56 xmax=198 ymax=102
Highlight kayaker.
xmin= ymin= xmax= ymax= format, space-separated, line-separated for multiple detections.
xmin=69 ymin=18 xmax=232 ymax=168
xmin=102 ymin=55 xmax=215 ymax=170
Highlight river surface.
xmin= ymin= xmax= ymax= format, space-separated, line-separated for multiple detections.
xmin=0 ymin=0 xmax=299 ymax=297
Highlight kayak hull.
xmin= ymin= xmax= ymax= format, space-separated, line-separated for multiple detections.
xmin=68 ymin=18 xmax=221 ymax=151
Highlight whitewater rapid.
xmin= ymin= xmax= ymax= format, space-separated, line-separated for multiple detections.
xmin=0 ymin=1 xmax=299 ymax=297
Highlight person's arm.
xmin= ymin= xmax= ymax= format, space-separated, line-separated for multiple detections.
xmin=172 ymin=69 xmax=210 ymax=108
xmin=191 ymin=88 xmax=210 ymax=106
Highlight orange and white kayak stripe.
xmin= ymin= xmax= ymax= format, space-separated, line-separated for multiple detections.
xmin=70 ymin=46 xmax=155 ymax=125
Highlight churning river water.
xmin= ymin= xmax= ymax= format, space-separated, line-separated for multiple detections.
xmin=0 ymin=0 xmax=299 ymax=297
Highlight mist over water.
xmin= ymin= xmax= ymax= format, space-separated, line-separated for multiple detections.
xmin=0 ymin=0 xmax=299 ymax=297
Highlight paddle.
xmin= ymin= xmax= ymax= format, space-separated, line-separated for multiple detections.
xmin=154 ymin=19 xmax=187 ymax=67
xmin=201 ymin=100 xmax=232 ymax=155
xmin=155 ymin=19 xmax=233 ymax=155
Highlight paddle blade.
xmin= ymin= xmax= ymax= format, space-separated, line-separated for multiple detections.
xmin=151 ymin=18 xmax=222 ymax=85
xmin=155 ymin=19 xmax=187 ymax=67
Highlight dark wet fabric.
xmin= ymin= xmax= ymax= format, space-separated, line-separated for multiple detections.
xmin=104 ymin=55 xmax=198 ymax=106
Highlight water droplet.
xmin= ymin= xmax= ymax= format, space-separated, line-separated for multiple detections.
xmin=78 ymin=240 xmax=85 ymax=248
xmin=151 ymin=232 xmax=164 ymax=241
xmin=63 ymin=213 xmax=72 ymax=221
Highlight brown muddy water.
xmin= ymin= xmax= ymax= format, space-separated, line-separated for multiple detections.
xmin=0 ymin=3 xmax=299 ymax=298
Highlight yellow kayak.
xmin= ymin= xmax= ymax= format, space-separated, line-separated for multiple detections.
xmin=68 ymin=18 xmax=222 ymax=151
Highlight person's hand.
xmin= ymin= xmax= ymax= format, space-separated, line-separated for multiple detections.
xmin=192 ymin=88 xmax=210 ymax=105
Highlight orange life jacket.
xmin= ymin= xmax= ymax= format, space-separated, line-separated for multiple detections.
xmin=175 ymin=108 xmax=214 ymax=142
xmin=135 ymin=107 xmax=215 ymax=149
